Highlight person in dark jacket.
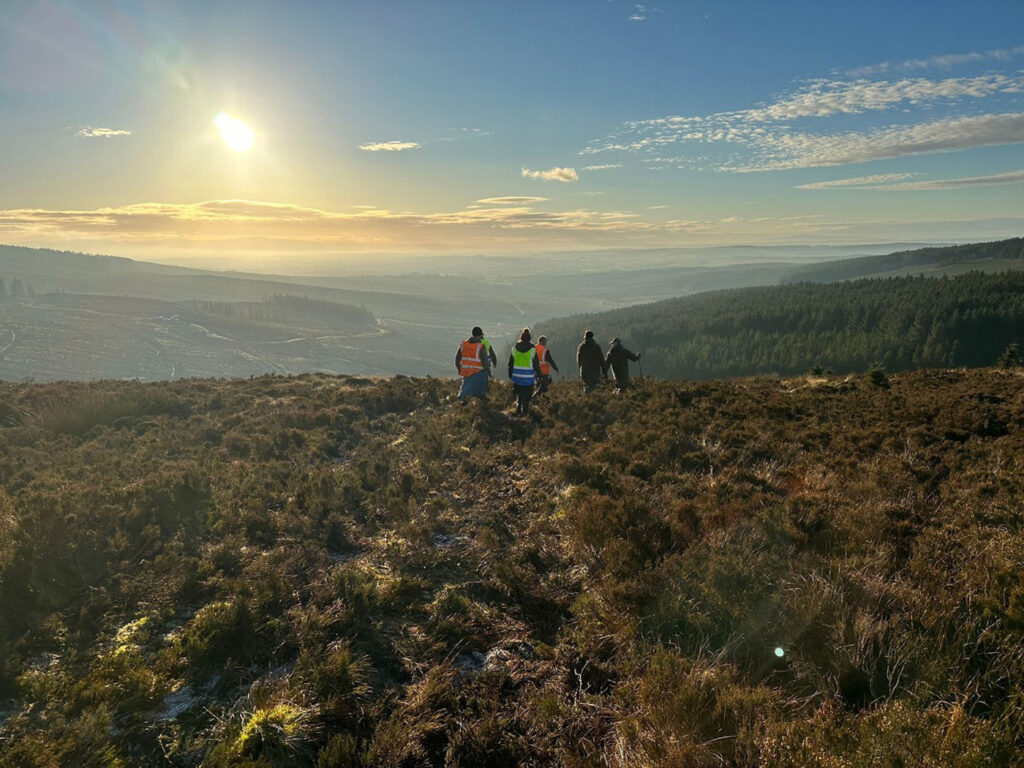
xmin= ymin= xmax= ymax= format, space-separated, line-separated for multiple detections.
xmin=605 ymin=337 xmax=640 ymax=393
xmin=507 ymin=328 xmax=543 ymax=415
xmin=576 ymin=329 xmax=607 ymax=393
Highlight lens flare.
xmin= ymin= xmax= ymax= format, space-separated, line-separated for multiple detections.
xmin=214 ymin=112 xmax=254 ymax=152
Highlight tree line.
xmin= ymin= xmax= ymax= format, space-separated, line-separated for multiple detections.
xmin=781 ymin=237 xmax=1024 ymax=283
xmin=542 ymin=270 xmax=1024 ymax=380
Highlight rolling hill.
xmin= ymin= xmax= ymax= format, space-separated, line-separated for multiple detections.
xmin=537 ymin=242 xmax=1024 ymax=382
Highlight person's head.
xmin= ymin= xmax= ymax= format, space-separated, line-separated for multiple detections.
xmin=610 ymin=337 xmax=621 ymax=347
xmin=584 ymin=329 xmax=594 ymax=341
xmin=472 ymin=326 xmax=483 ymax=338
xmin=520 ymin=327 xmax=531 ymax=343
xmin=538 ymin=335 xmax=548 ymax=345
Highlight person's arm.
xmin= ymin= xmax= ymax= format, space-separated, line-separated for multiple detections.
xmin=576 ymin=345 xmax=583 ymax=368
xmin=548 ymin=351 xmax=559 ymax=373
xmin=455 ymin=346 xmax=463 ymax=374
xmin=532 ymin=348 xmax=542 ymax=377
xmin=626 ymin=348 xmax=640 ymax=362
xmin=507 ymin=352 xmax=514 ymax=380
xmin=488 ymin=344 xmax=498 ymax=366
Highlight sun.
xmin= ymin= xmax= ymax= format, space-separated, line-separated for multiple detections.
xmin=214 ymin=112 xmax=254 ymax=152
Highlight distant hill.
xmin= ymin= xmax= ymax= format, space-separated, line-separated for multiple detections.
xmin=3 ymin=240 xmax=1019 ymax=382
xmin=781 ymin=237 xmax=1024 ymax=283
xmin=538 ymin=269 xmax=1024 ymax=380
xmin=1 ymin=370 xmax=1022 ymax=764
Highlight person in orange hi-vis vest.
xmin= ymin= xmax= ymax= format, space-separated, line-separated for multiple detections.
xmin=534 ymin=335 xmax=559 ymax=397
xmin=455 ymin=326 xmax=492 ymax=402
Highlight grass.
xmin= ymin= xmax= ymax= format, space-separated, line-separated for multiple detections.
xmin=0 ymin=369 xmax=1023 ymax=765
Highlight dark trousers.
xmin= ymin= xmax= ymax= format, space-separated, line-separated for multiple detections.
xmin=535 ymin=374 xmax=552 ymax=396
xmin=514 ymin=384 xmax=534 ymax=414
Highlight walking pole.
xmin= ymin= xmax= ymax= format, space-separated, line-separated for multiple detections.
xmin=638 ymin=355 xmax=645 ymax=391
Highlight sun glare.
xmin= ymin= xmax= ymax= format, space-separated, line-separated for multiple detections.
xmin=214 ymin=112 xmax=254 ymax=152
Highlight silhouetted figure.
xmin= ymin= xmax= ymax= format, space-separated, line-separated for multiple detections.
xmin=605 ymin=337 xmax=640 ymax=393
xmin=576 ymin=329 xmax=607 ymax=393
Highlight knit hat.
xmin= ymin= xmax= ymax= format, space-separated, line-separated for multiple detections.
xmin=520 ymin=328 xmax=531 ymax=342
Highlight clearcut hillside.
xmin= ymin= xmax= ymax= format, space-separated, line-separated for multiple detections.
xmin=1 ymin=370 xmax=1023 ymax=767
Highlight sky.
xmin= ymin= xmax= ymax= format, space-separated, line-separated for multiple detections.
xmin=1 ymin=0 xmax=1023 ymax=266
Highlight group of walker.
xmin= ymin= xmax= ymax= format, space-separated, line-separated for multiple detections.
xmin=455 ymin=326 xmax=641 ymax=413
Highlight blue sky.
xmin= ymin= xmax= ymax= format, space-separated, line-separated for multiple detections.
xmin=1 ymin=0 xmax=1022 ymax=263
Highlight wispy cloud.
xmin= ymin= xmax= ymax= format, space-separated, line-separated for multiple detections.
xmin=358 ymin=140 xmax=420 ymax=152
xmin=797 ymin=173 xmax=916 ymax=190
xmin=629 ymin=4 xmax=647 ymax=21
xmin=583 ymin=67 xmax=1024 ymax=172
xmin=877 ymin=169 xmax=1024 ymax=191
xmin=802 ymin=169 xmax=1024 ymax=192
xmin=440 ymin=127 xmax=491 ymax=142
xmin=76 ymin=126 xmax=132 ymax=138
xmin=2 ymin=199 xmax=1017 ymax=251
xmin=737 ymin=112 xmax=1024 ymax=171
xmin=0 ymin=198 xmax=654 ymax=244
xmin=476 ymin=196 xmax=548 ymax=205
xmin=586 ymin=74 xmax=1024 ymax=155
xmin=582 ymin=164 xmax=622 ymax=171
xmin=522 ymin=166 xmax=579 ymax=182
xmin=847 ymin=46 xmax=1024 ymax=76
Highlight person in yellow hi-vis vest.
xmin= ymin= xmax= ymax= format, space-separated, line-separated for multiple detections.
xmin=507 ymin=328 xmax=543 ymax=415
xmin=455 ymin=326 xmax=492 ymax=402
xmin=479 ymin=333 xmax=498 ymax=369
xmin=534 ymin=335 xmax=559 ymax=397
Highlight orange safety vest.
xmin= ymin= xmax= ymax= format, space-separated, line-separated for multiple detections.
xmin=459 ymin=339 xmax=484 ymax=376
xmin=536 ymin=343 xmax=551 ymax=375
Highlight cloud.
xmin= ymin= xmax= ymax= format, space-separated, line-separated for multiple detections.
xmin=582 ymin=164 xmax=622 ymax=171
xmin=476 ymin=196 xmax=548 ymax=205
xmin=585 ymin=74 xmax=1024 ymax=155
xmin=521 ymin=166 xmax=579 ymax=182
xmin=796 ymin=173 xmax=916 ymax=190
xmin=877 ymin=169 xmax=1024 ymax=191
xmin=740 ymin=74 xmax=1022 ymax=122
xmin=794 ymin=170 xmax=1024 ymax=191
xmin=440 ymin=127 xmax=491 ymax=142
xmin=0 ymin=198 xmax=657 ymax=246
xmin=847 ymin=46 xmax=1024 ymax=76
xmin=3 ymin=198 xmax=1019 ymax=252
xmin=736 ymin=112 xmax=1024 ymax=171
xmin=582 ymin=71 xmax=1024 ymax=171
xmin=76 ymin=126 xmax=132 ymax=138
xmin=358 ymin=141 xmax=420 ymax=152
